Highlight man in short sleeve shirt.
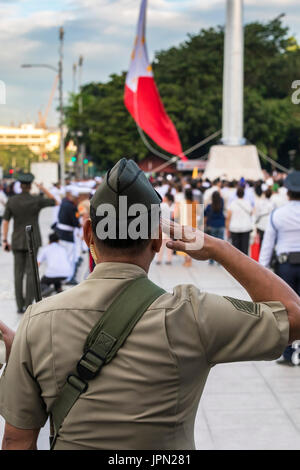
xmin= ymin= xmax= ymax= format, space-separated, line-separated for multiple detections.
xmin=0 ymin=160 xmax=298 ymax=450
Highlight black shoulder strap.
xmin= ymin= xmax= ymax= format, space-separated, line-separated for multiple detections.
xmin=49 ymin=276 xmax=165 ymax=449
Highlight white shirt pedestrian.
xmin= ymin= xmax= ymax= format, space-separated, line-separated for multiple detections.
xmin=38 ymin=242 xmax=73 ymax=279
xmin=255 ymin=198 xmax=275 ymax=232
xmin=228 ymin=198 xmax=253 ymax=233
xmin=0 ymin=190 xmax=7 ymax=218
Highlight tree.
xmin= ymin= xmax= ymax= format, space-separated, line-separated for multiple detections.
xmin=64 ymin=16 xmax=300 ymax=170
xmin=0 ymin=145 xmax=38 ymax=174
xmin=65 ymin=76 xmax=149 ymax=171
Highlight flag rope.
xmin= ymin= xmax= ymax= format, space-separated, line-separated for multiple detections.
xmin=256 ymin=147 xmax=290 ymax=173
xmin=247 ymin=141 xmax=290 ymax=173
xmin=135 ymin=118 xmax=221 ymax=162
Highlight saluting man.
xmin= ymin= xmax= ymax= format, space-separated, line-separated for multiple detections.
xmin=0 ymin=159 xmax=299 ymax=450
xmin=2 ymin=173 xmax=58 ymax=313
xmin=259 ymin=170 xmax=300 ymax=364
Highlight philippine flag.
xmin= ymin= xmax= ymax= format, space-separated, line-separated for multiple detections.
xmin=124 ymin=0 xmax=186 ymax=159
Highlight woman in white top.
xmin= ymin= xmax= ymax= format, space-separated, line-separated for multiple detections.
xmin=255 ymin=188 xmax=275 ymax=244
xmin=226 ymin=187 xmax=253 ymax=255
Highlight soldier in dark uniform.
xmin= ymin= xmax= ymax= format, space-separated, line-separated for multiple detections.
xmin=55 ymin=188 xmax=80 ymax=284
xmin=2 ymin=173 xmax=58 ymax=313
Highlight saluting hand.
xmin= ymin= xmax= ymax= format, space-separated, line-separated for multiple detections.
xmin=35 ymin=182 xmax=44 ymax=192
xmin=162 ymin=219 xmax=218 ymax=261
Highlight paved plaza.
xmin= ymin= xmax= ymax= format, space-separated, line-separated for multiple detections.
xmin=0 ymin=208 xmax=299 ymax=450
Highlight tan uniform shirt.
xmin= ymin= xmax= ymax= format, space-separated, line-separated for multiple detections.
xmin=0 ymin=263 xmax=289 ymax=450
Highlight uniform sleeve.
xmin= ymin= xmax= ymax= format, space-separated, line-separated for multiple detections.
xmin=3 ymin=199 xmax=12 ymax=221
xmin=0 ymin=307 xmax=48 ymax=429
xmin=188 ymin=286 xmax=289 ymax=365
xmin=38 ymin=196 xmax=56 ymax=210
xmin=259 ymin=217 xmax=276 ymax=267
xmin=71 ymin=209 xmax=80 ymax=228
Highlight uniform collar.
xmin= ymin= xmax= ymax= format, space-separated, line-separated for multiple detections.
xmin=88 ymin=262 xmax=147 ymax=280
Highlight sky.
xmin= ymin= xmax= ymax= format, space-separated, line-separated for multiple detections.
xmin=0 ymin=0 xmax=299 ymax=127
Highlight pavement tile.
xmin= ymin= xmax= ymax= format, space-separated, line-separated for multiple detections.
xmin=204 ymin=409 xmax=300 ymax=450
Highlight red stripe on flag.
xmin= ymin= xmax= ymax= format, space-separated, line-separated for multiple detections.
xmin=125 ymin=77 xmax=186 ymax=159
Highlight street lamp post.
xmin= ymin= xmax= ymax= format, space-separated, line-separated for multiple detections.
xmin=72 ymin=63 xmax=77 ymax=94
xmin=58 ymin=27 xmax=65 ymax=186
xmin=21 ymin=27 xmax=65 ymax=186
xmin=78 ymin=55 xmax=85 ymax=180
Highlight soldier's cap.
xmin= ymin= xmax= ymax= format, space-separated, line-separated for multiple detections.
xmin=284 ymin=171 xmax=300 ymax=192
xmin=90 ymin=158 xmax=162 ymax=214
xmin=65 ymin=185 xmax=79 ymax=197
xmin=17 ymin=172 xmax=34 ymax=184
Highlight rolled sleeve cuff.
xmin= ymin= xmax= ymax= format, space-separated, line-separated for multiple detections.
xmin=0 ymin=404 xmax=47 ymax=430
xmin=263 ymin=301 xmax=290 ymax=358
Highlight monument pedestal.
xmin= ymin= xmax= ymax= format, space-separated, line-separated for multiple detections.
xmin=204 ymin=145 xmax=264 ymax=181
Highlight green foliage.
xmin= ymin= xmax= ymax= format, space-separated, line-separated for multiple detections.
xmin=65 ymin=75 xmax=149 ymax=170
xmin=0 ymin=145 xmax=38 ymax=173
xmin=64 ymin=15 xmax=300 ymax=170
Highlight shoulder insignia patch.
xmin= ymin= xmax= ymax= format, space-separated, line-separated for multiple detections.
xmin=223 ymin=296 xmax=261 ymax=317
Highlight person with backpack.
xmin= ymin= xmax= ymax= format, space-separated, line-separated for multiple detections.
xmin=0 ymin=159 xmax=299 ymax=450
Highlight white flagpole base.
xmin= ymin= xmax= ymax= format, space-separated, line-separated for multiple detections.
xmin=204 ymin=145 xmax=264 ymax=181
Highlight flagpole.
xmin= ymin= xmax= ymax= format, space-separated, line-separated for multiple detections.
xmin=222 ymin=0 xmax=245 ymax=145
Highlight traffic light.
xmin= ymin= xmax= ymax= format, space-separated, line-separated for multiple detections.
xmin=9 ymin=169 xmax=14 ymax=175
xmin=83 ymin=158 xmax=89 ymax=165
xmin=71 ymin=156 xmax=77 ymax=163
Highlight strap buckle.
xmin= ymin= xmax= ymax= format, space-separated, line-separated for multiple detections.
xmin=67 ymin=374 xmax=88 ymax=393
xmin=277 ymin=253 xmax=288 ymax=264
xmin=77 ymin=349 xmax=105 ymax=381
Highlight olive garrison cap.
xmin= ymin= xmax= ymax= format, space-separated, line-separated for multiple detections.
xmin=90 ymin=158 xmax=161 ymax=214
xmin=284 ymin=171 xmax=300 ymax=192
xmin=17 ymin=172 xmax=34 ymax=184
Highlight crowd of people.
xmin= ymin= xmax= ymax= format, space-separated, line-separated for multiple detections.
xmin=0 ymin=168 xmax=292 ymax=293
xmin=151 ymin=167 xmax=300 ymax=366
xmin=0 ymin=167 xmax=297 ymax=314
xmin=0 ymin=158 xmax=299 ymax=450
xmin=150 ymin=169 xmax=289 ymax=266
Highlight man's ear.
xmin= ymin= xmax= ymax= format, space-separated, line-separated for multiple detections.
xmin=83 ymin=218 xmax=93 ymax=247
xmin=152 ymin=223 xmax=163 ymax=253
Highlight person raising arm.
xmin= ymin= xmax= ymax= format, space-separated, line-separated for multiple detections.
xmin=165 ymin=222 xmax=300 ymax=343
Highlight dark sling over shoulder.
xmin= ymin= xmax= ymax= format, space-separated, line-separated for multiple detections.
xmin=49 ymin=277 xmax=165 ymax=449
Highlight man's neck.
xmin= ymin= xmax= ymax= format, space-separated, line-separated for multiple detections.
xmin=97 ymin=256 xmax=151 ymax=273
